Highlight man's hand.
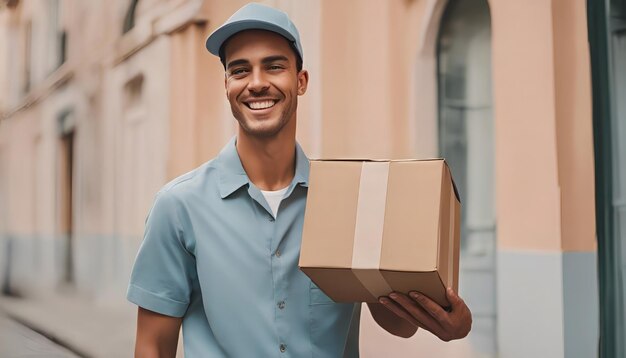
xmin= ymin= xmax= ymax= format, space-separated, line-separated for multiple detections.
xmin=378 ymin=287 xmax=472 ymax=342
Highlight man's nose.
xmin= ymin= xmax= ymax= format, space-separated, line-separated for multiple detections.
xmin=247 ymin=68 xmax=270 ymax=93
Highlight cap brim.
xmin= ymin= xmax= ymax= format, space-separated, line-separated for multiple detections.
xmin=206 ymin=19 xmax=297 ymax=57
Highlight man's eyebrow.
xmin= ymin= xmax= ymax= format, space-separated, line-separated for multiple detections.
xmin=226 ymin=59 xmax=249 ymax=69
xmin=226 ymin=55 xmax=290 ymax=70
xmin=262 ymin=55 xmax=289 ymax=64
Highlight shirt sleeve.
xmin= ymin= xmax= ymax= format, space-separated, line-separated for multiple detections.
xmin=127 ymin=190 xmax=196 ymax=317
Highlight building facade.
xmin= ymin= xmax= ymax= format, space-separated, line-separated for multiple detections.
xmin=0 ymin=0 xmax=611 ymax=357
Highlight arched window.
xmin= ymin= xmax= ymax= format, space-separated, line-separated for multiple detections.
xmin=123 ymin=0 xmax=139 ymax=34
xmin=437 ymin=0 xmax=495 ymax=355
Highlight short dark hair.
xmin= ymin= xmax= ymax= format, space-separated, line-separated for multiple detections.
xmin=219 ymin=38 xmax=303 ymax=73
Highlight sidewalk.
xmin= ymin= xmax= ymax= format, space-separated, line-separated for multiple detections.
xmin=0 ymin=292 xmax=135 ymax=357
xmin=0 ymin=314 xmax=80 ymax=357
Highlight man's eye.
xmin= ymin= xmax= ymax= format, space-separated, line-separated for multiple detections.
xmin=230 ymin=68 xmax=248 ymax=76
xmin=268 ymin=65 xmax=283 ymax=71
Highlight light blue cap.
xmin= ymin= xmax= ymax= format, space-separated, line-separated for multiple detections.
xmin=205 ymin=3 xmax=303 ymax=62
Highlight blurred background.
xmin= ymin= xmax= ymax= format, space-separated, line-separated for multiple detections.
xmin=0 ymin=0 xmax=623 ymax=357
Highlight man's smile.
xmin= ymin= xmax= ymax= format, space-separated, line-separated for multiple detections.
xmin=244 ymin=99 xmax=278 ymax=110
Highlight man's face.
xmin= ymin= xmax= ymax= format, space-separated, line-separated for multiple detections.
xmin=223 ymin=30 xmax=308 ymax=138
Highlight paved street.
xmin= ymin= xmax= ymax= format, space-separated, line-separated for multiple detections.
xmin=0 ymin=314 xmax=80 ymax=357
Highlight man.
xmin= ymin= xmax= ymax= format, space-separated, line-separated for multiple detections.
xmin=128 ymin=3 xmax=471 ymax=357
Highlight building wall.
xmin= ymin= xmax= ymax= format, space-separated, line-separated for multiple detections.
xmin=0 ymin=0 xmax=598 ymax=357
xmin=0 ymin=0 xmax=187 ymax=300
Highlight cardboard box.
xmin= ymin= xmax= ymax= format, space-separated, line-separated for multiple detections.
xmin=299 ymin=159 xmax=461 ymax=307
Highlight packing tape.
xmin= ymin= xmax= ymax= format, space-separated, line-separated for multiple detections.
xmin=352 ymin=162 xmax=394 ymax=299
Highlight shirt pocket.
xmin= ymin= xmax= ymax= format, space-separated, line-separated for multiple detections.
xmin=309 ymin=282 xmax=334 ymax=305
xmin=309 ymin=281 xmax=356 ymax=357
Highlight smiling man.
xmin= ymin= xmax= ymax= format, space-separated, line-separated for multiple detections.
xmin=127 ymin=3 xmax=471 ymax=357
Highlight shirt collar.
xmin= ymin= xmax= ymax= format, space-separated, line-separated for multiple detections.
xmin=217 ymin=136 xmax=309 ymax=199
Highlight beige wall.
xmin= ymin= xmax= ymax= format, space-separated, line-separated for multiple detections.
xmin=552 ymin=0 xmax=596 ymax=252
xmin=490 ymin=0 xmax=595 ymax=252
xmin=169 ymin=21 xmax=230 ymax=177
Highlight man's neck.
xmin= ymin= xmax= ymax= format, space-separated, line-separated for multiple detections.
xmin=236 ymin=129 xmax=297 ymax=191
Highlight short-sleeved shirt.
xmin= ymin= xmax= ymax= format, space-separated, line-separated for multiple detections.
xmin=127 ymin=137 xmax=360 ymax=358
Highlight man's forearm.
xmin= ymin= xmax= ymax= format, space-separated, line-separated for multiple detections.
xmin=135 ymin=343 xmax=178 ymax=358
xmin=135 ymin=307 xmax=181 ymax=358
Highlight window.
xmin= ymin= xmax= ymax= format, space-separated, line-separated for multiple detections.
xmin=57 ymin=110 xmax=76 ymax=284
xmin=124 ymin=74 xmax=144 ymax=110
xmin=1 ymin=0 xmax=19 ymax=9
xmin=47 ymin=0 xmax=65 ymax=71
xmin=23 ymin=20 xmax=31 ymax=93
xmin=123 ymin=0 xmax=139 ymax=34
xmin=437 ymin=0 xmax=495 ymax=355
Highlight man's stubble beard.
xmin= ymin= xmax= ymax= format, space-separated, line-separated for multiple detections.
xmin=231 ymin=96 xmax=298 ymax=139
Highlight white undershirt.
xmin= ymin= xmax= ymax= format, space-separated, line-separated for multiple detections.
xmin=260 ymin=186 xmax=289 ymax=218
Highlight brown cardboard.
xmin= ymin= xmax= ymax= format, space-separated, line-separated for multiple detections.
xmin=299 ymin=159 xmax=461 ymax=307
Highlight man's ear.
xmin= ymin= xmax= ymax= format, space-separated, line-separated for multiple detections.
xmin=297 ymin=70 xmax=309 ymax=96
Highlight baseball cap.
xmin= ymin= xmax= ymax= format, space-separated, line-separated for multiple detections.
xmin=205 ymin=3 xmax=303 ymax=63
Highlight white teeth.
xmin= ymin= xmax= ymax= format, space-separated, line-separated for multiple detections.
xmin=248 ymin=100 xmax=276 ymax=110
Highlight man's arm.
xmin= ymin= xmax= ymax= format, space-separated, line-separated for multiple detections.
xmin=135 ymin=307 xmax=182 ymax=358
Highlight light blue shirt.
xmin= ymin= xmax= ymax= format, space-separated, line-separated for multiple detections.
xmin=127 ymin=137 xmax=361 ymax=357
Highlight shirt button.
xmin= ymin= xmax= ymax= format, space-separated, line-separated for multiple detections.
xmin=278 ymin=301 xmax=285 ymax=309
xmin=275 ymin=249 xmax=281 ymax=257
xmin=280 ymin=344 xmax=286 ymax=353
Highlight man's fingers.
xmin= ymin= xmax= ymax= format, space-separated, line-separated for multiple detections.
xmin=388 ymin=292 xmax=445 ymax=337
xmin=385 ymin=290 xmax=473 ymax=342
xmin=409 ymin=291 xmax=451 ymax=326
xmin=445 ymin=288 xmax=472 ymax=323
xmin=446 ymin=287 xmax=464 ymax=308
xmin=378 ymin=297 xmax=421 ymax=327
